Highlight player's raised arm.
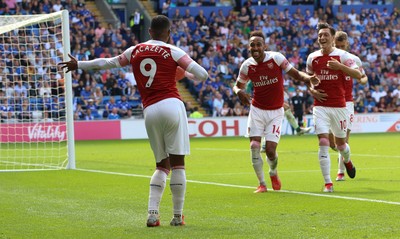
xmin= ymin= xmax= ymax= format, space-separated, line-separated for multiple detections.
xmin=59 ymin=49 xmax=132 ymax=72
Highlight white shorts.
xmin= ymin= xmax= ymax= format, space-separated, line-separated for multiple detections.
xmin=313 ymin=106 xmax=348 ymax=138
xmin=247 ymin=105 xmax=284 ymax=143
xmin=346 ymin=101 xmax=354 ymax=131
xmin=143 ymin=98 xmax=190 ymax=163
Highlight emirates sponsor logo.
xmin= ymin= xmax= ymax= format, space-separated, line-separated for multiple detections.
xmin=28 ymin=123 xmax=66 ymax=141
xmin=318 ymin=69 xmax=338 ymax=81
xmin=254 ymin=76 xmax=278 ymax=87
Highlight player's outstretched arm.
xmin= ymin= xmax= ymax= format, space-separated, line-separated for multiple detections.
xmin=59 ymin=52 xmax=129 ymax=73
xmin=58 ymin=53 xmax=78 ymax=73
xmin=287 ymin=68 xmax=320 ymax=86
xmin=185 ymin=61 xmax=208 ymax=81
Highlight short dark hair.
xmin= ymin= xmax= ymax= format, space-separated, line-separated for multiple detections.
xmin=249 ymin=30 xmax=265 ymax=41
xmin=150 ymin=15 xmax=171 ymax=38
xmin=317 ymin=22 xmax=335 ymax=37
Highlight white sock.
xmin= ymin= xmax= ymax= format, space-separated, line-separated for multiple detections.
xmin=266 ymin=156 xmax=278 ymax=176
xmin=285 ymin=109 xmax=299 ymax=129
xmin=339 ymin=143 xmax=351 ymax=163
xmin=251 ymin=148 xmax=265 ymax=186
xmin=170 ymin=168 xmax=186 ymax=216
xmin=318 ymin=146 xmax=332 ymax=184
xmin=338 ymin=153 xmax=345 ymax=174
xmin=148 ymin=169 xmax=168 ymax=213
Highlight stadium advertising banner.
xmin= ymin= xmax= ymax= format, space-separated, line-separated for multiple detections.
xmin=0 ymin=122 xmax=67 ymax=143
xmin=0 ymin=113 xmax=398 ymax=142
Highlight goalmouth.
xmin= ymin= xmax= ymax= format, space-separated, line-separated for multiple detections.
xmin=0 ymin=10 xmax=75 ymax=171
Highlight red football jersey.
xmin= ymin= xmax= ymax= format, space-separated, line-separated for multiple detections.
xmin=120 ymin=40 xmax=194 ymax=108
xmin=306 ymin=48 xmax=358 ymax=107
xmin=238 ymin=51 xmax=293 ymax=110
xmin=344 ymin=53 xmax=364 ymax=102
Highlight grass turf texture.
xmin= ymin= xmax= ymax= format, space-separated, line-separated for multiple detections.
xmin=0 ymin=133 xmax=399 ymax=238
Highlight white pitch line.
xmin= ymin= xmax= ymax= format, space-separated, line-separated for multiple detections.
xmin=77 ymin=168 xmax=400 ymax=206
xmin=192 ymin=148 xmax=400 ymax=158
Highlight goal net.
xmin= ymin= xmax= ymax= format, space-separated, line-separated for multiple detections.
xmin=0 ymin=10 xmax=75 ymax=171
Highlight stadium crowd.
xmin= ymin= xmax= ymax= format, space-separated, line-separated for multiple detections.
xmin=0 ymin=0 xmax=399 ymax=122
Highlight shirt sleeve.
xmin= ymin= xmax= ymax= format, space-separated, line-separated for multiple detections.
xmin=306 ymin=55 xmax=314 ymax=75
xmin=78 ymin=46 xmax=135 ymax=71
xmin=237 ymin=61 xmax=249 ymax=84
xmin=341 ymin=51 xmax=358 ymax=69
xmin=273 ymin=52 xmax=293 ymax=73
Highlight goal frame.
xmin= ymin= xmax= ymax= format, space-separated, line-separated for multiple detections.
xmin=0 ymin=10 xmax=75 ymax=171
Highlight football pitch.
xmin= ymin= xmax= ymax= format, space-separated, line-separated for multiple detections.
xmin=1 ymin=133 xmax=399 ymax=238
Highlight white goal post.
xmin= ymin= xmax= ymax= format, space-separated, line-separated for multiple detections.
xmin=0 ymin=10 xmax=75 ymax=171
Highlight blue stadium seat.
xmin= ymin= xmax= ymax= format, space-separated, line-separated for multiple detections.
xmin=102 ymin=96 xmax=110 ymax=105
xmin=114 ymin=95 xmax=122 ymax=102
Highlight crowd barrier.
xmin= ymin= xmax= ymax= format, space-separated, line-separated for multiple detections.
xmin=1 ymin=113 xmax=399 ymax=142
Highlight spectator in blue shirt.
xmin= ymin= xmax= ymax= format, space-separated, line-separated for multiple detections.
xmin=80 ymin=85 xmax=92 ymax=105
xmin=365 ymin=95 xmax=377 ymax=113
xmin=86 ymin=99 xmax=100 ymax=118
xmin=108 ymin=107 xmax=120 ymax=120
xmin=117 ymin=95 xmax=132 ymax=118
xmin=103 ymin=96 xmax=118 ymax=118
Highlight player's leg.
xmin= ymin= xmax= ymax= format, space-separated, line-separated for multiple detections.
xmin=284 ymin=103 xmax=310 ymax=135
xmin=335 ymin=130 xmax=346 ymax=181
xmin=147 ymin=159 xmax=169 ymax=227
xmin=250 ymin=137 xmax=267 ymax=193
xmin=329 ymin=129 xmax=345 ymax=181
xmin=248 ymin=106 xmax=267 ymax=193
xmin=332 ymin=107 xmax=356 ymax=179
xmin=144 ymin=104 xmax=169 ymax=227
xmin=314 ymin=106 xmax=333 ymax=192
xmin=162 ymin=98 xmax=189 ymax=226
xmin=260 ymin=136 xmax=266 ymax=153
xmin=264 ymin=107 xmax=284 ymax=190
xmin=169 ymin=155 xmax=186 ymax=226
xmin=337 ymin=102 xmax=354 ymax=181
xmin=265 ymin=140 xmax=281 ymax=190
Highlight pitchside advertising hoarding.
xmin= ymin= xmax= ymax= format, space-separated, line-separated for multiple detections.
xmin=0 ymin=113 xmax=399 ymax=142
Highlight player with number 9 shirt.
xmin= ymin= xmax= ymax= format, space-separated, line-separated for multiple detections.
xmin=59 ymin=15 xmax=208 ymax=227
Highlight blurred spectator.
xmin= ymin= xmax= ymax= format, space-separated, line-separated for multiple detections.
xmin=84 ymin=108 xmax=95 ymax=120
xmin=355 ymin=90 xmax=366 ymax=113
xmin=39 ymin=81 xmax=52 ymax=97
xmin=212 ymin=91 xmax=224 ymax=117
xmin=85 ymin=99 xmax=100 ymax=118
xmin=161 ymin=0 xmax=171 ymax=16
xmin=129 ymin=9 xmax=144 ymax=42
xmin=189 ymin=107 xmax=204 ymax=118
xmin=108 ymin=107 xmax=120 ymax=120
xmin=220 ymin=102 xmax=233 ymax=116
xmin=365 ymin=95 xmax=377 ymax=113
xmin=103 ymin=96 xmax=118 ymax=118
xmin=117 ymin=95 xmax=132 ymax=118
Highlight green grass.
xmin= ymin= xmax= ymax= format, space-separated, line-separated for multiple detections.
xmin=1 ymin=133 xmax=399 ymax=238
